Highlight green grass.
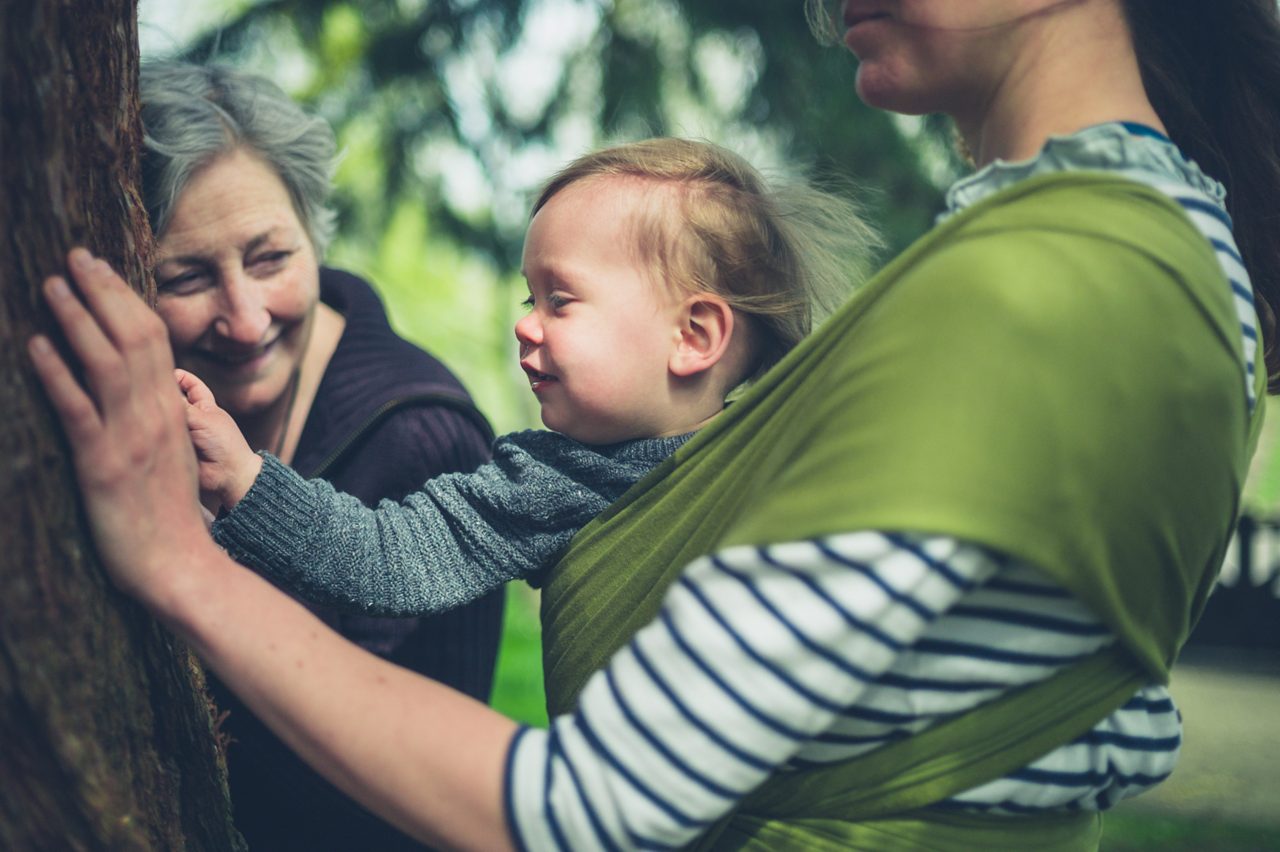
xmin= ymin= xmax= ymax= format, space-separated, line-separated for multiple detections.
xmin=489 ymin=583 xmax=548 ymax=727
xmin=1102 ymin=810 xmax=1280 ymax=851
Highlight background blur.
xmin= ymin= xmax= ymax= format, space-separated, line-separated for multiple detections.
xmin=138 ymin=2 xmax=1280 ymax=848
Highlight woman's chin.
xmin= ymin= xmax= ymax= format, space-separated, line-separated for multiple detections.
xmin=854 ymin=66 xmax=932 ymax=116
xmin=202 ymin=372 xmax=292 ymax=423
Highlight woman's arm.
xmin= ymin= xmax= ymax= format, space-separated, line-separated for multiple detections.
xmin=167 ymin=546 xmax=517 ymax=851
xmin=28 ymin=249 xmax=516 ymax=850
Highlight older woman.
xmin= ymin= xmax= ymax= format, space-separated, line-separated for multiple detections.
xmin=136 ymin=62 xmax=503 ymax=851
xmin=30 ymin=0 xmax=1280 ymax=849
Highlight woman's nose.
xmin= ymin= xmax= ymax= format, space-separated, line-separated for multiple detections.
xmin=213 ymin=274 xmax=271 ymax=343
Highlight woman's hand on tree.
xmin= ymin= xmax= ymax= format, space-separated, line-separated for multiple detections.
xmin=28 ymin=248 xmax=215 ymax=607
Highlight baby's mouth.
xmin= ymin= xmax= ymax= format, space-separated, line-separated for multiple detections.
xmin=521 ymin=364 xmax=557 ymax=390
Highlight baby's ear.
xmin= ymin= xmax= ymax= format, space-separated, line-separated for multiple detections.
xmin=669 ymin=294 xmax=734 ymax=378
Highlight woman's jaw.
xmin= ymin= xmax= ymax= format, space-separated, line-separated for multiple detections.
xmin=841 ymin=0 xmax=1156 ymax=167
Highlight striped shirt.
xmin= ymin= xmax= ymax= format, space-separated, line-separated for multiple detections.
xmin=505 ymin=125 xmax=1254 ymax=850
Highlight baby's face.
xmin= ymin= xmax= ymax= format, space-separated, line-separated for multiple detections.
xmin=516 ymin=177 xmax=684 ymax=445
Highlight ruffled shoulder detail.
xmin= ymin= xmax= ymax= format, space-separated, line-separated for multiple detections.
xmin=943 ymin=123 xmax=1226 ymax=218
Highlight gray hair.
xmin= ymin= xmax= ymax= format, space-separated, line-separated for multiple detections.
xmin=139 ymin=61 xmax=338 ymax=256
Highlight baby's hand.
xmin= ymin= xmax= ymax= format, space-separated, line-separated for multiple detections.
xmin=176 ymin=370 xmax=263 ymax=510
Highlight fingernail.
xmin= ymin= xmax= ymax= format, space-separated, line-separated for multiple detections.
xmin=29 ymin=336 xmax=51 ymax=355
xmin=69 ymin=248 xmax=93 ymax=270
xmin=47 ymin=278 xmax=71 ymax=300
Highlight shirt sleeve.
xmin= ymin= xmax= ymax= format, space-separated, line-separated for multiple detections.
xmin=505 ymin=533 xmax=1001 ymax=850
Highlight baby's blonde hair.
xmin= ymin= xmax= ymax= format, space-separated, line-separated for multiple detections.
xmin=532 ymin=138 xmax=881 ymax=382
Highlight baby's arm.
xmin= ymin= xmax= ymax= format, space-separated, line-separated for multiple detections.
xmin=176 ymin=370 xmax=263 ymax=510
xmin=210 ymin=433 xmax=629 ymax=617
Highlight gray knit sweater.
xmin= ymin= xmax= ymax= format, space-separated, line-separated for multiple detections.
xmin=211 ymin=430 xmax=692 ymax=617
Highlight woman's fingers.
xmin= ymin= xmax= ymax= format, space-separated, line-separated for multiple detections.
xmin=27 ymin=249 xmax=213 ymax=605
xmin=41 ymin=250 xmax=180 ymax=414
xmin=66 ymin=248 xmax=158 ymax=345
xmin=40 ymin=273 xmax=133 ymax=407
xmin=27 ymin=334 xmax=103 ymax=446
xmin=64 ymin=248 xmax=174 ymax=385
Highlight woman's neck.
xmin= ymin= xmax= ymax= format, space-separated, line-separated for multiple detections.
xmin=239 ymin=302 xmax=346 ymax=463
xmin=956 ymin=3 xmax=1164 ymax=167
xmin=238 ymin=378 xmax=299 ymax=456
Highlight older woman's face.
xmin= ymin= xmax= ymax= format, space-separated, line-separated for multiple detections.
xmin=153 ymin=149 xmax=320 ymax=421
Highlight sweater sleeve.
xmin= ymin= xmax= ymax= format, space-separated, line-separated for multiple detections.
xmin=211 ymin=431 xmax=685 ymax=616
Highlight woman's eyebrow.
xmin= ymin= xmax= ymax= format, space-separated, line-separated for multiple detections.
xmin=242 ymin=229 xmax=287 ymax=254
xmin=154 ymin=252 xmax=208 ymax=268
xmin=156 ymin=229 xmax=284 ymax=268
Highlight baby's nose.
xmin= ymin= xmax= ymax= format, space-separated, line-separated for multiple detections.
xmin=514 ymin=312 xmax=541 ymax=346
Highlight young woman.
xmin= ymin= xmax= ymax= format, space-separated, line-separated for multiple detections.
xmin=29 ymin=1 xmax=1280 ymax=848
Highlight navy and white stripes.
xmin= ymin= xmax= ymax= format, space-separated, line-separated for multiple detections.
xmin=506 ymin=537 xmax=1181 ymax=849
xmin=1145 ymin=177 xmax=1258 ymax=411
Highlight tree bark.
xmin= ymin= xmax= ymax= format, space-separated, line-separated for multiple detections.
xmin=0 ymin=1 xmax=244 ymax=848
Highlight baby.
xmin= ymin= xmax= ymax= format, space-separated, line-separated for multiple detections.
xmin=188 ymin=137 xmax=878 ymax=614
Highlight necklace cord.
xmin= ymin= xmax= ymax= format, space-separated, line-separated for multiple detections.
xmin=272 ymin=366 xmax=303 ymax=459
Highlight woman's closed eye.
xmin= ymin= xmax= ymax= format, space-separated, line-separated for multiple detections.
xmin=157 ymin=269 xmax=212 ymax=296
xmin=247 ymin=249 xmax=294 ymax=275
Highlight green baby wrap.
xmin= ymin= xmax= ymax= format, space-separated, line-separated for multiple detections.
xmin=541 ymin=173 xmax=1264 ymax=848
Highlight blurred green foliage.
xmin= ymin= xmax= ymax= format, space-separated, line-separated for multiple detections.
xmin=175 ymin=0 xmax=950 ymax=254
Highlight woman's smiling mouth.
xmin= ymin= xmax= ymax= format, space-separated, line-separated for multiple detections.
xmin=198 ymin=334 xmax=282 ymax=372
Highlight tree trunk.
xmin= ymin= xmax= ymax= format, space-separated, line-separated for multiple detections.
xmin=0 ymin=1 xmax=244 ymax=848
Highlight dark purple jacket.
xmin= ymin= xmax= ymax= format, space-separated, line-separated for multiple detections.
xmin=215 ymin=268 xmax=502 ymax=852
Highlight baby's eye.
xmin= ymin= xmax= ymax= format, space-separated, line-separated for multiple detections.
xmin=546 ymin=293 xmax=569 ymax=309
xmin=521 ymin=294 xmax=535 ymax=310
